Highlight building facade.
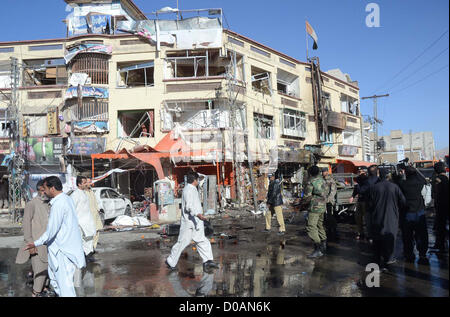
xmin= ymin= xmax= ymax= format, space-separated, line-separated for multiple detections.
xmin=379 ymin=129 xmax=436 ymax=163
xmin=0 ymin=0 xmax=364 ymax=201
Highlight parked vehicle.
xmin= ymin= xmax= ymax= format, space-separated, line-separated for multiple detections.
xmin=91 ymin=187 xmax=133 ymax=225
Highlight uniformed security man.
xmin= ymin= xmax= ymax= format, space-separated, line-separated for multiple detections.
xmin=322 ymin=168 xmax=338 ymax=243
xmin=303 ymin=165 xmax=327 ymax=258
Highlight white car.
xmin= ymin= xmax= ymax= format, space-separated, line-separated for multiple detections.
xmin=91 ymin=187 xmax=133 ymax=225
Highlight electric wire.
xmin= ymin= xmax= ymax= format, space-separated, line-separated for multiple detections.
xmin=390 ymin=64 xmax=449 ymax=95
xmin=372 ymin=29 xmax=448 ymax=94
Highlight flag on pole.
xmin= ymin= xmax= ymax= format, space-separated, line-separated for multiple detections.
xmin=306 ymin=21 xmax=318 ymax=50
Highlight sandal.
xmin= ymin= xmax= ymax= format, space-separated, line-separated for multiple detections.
xmin=43 ymin=288 xmax=57 ymax=297
xmin=32 ymin=290 xmax=45 ymax=297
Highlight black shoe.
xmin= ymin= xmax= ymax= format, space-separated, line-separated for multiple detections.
xmin=277 ymin=231 xmax=285 ymax=236
xmin=308 ymin=244 xmax=323 ymax=259
xmin=165 ymin=259 xmax=177 ymax=271
xmin=85 ymin=254 xmax=96 ymax=263
xmin=203 ymin=260 xmax=219 ymax=269
xmin=261 ymin=229 xmax=270 ymax=233
xmin=418 ymin=257 xmax=430 ymax=265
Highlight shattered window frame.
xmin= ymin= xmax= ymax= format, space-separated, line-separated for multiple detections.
xmin=340 ymin=94 xmax=359 ymax=116
xmin=22 ymin=58 xmax=67 ymax=87
xmin=253 ymin=113 xmax=274 ymax=140
xmin=118 ymin=109 xmax=155 ymax=138
xmin=251 ymin=66 xmax=272 ymax=95
xmin=165 ymin=49 xmax=239 ymax=80
xmin=277 ymin=68 xmax=300 ymax=98
xmin=117 ymin=61 xmax=155 ymax=88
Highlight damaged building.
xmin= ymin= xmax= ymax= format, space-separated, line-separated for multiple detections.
xmin=0 ymin=0 xmax=365 ymax=219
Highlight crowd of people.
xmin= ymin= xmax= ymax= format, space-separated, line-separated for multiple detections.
xmin=16 ymin=176 xmax=102 ymax=297
xmin=264 ymin=161 xmax=449 ymax=271
xmin=12 ymin=161 xmax=448 ymax=297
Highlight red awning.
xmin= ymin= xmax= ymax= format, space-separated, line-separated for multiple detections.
xmin=336 ymin=159 xmax=373 ymax=167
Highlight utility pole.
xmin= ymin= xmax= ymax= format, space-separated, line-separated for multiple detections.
xmin=361 ymin=94 xmax=389 ymax=164
xmin=7 ymin=57 xmax=24 ymax=223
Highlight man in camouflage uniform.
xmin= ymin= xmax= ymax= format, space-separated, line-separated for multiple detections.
xmin=322 ymin=168 xmax=338 ymax=243
xmin=303 ymin=165 xmax=327 ymax=258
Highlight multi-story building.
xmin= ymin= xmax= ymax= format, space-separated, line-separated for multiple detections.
xmin=379 ymin=130 xmax=436 ymax=163
xmin=0 ymin=0 xmax=364 ymax=200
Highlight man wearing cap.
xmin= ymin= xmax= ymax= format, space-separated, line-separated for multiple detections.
xmin=303 ymin=166 xmax=327 ymax=258
xmin=322 ymin=167 xmax=337 ymax=243
xmin=263 ymin=172 xmax=286 ymax=235
xmin=432 ymin=162 xmax=449 ymax=254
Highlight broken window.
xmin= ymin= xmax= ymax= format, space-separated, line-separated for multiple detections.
xmin=251 ymin=66 xmax=272 ymax=95
xmin=117 ymin=61 xmax=154 ymax=88
xmin=254 ymin=113 xmax=273 ymax=139
xmin=282 ymin=109 xmax=306 ymax=138
xmin=320 ymin=128 xmax=333 ymax=143
xmin=340 ymin=94 xmax=359 ymax=116
xmin=323 ymin=92 xmax=331 ymax=110
xmin=277 ymin=69 xmax=299 ymax=98
xmin=343 ymin=128 xmax=361 ymax=146
xmin=165 ymin=49 xmax=243 ymax=80
xmin=161 ymin=100 xmax=236 ymax=131
xmin=118 ymin=110 xmax=155 ymax=138
xmin=23 ymin=58 xmax=67 ymax=87
xmin=70 ymin=53 xmax=109 ymax=85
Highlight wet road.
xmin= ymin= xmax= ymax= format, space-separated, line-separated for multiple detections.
xmin=0 ymin=213 xmax=448 ymax=297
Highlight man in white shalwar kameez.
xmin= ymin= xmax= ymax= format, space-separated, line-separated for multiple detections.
xmin=70 ymin=176 xmax=97 ymax=260
xmin=166 ymin=172 xmax=219 ymax=272
xmin=25 ymin=176 xmax=86 ymax=297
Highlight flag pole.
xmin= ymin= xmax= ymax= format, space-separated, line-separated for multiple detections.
xmin=305 ymin=20 xmax=309 ymax=62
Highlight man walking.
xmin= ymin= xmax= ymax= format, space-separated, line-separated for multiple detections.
xmin=85 ymin=178 xmax=103 ymax=251
xmin=24 ymin=176 xmax=86 ymax=297
xmin=263 ymin=172 xmax=286 ymax=235
xmin=367 ymin=169 xmax=406 ymax=270
xmin=304 ymin=166 xmax=327 ymax=258
xmin=432 ymin=162 xmax=449 ymax=254
xmin=398 ymin=166 xmax=429 ymax=263
xmin=16 ymin=180 xmax=52 ymax=297
xmin=166 ymin=172 xmax=218 ymax=272
xmin=70 ymin=176 xmax=97 ymax=262
xmin=322 ymin=168 xmax=337 ymax=242
xmin=350 ymin=168 xmax=368 ymax=240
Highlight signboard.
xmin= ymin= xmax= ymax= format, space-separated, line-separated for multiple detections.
xmin=397 ymin=145 xmax=405 ymax=162
xmin=69 ymin=137 xmax=106 ymax=155
xmin=47 ymin=106 xmax=60 ymax=135
xmin=22 ymin=138 xmax=64 ymax=165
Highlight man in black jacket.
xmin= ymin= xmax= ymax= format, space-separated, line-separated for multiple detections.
xmin=398 ymin=166 xmax=429 ymax=263
xmin=368 ymin=169 xmax=406 ymax=270
xmin=432 ymin=162 xmax=449 ymax=254
xmin=263 ymin=172 xmax=286 ymax=235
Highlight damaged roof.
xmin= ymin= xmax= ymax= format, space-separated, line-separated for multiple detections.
xmin=64 ymin=0 xmax=147 ymax=20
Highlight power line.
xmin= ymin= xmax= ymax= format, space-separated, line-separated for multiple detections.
xmin=390 ymin=64 xmax=449 ymax=95
xmin=372 ymin=29 xmax=448 ymax=94
xmin=385 ymin=46 xmax=448 ymax=92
